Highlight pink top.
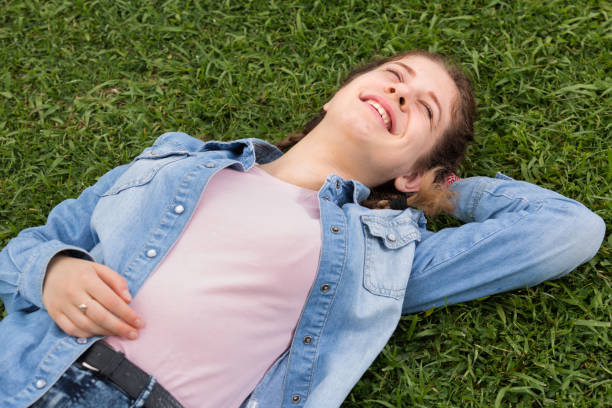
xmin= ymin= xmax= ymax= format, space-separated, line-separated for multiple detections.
xmin=105 ymin=166 xmax=321 ymax=408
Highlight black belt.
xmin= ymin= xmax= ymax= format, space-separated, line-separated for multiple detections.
xmin=78 ymin=341 xmax=184 ymax=408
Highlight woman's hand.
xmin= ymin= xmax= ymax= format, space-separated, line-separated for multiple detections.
xmin=42 ymin=255 xmax=143 ymax=340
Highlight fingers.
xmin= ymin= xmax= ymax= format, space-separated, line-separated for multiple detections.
xmin=55 ymin=313 xmax=89 ymax=338
xmin=43 ymin=256 xmax=144 ymax=340
xmin=55 ymin=310 xmax=112 ymax=339
xmin=93 ymin=263 xmax=133 ymax=303
xmin=67 ymin=299 xmax=132 ymax=339
xmin=84 ymin=278 xmax=143 ymax=339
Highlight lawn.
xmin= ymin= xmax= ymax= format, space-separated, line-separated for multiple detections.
xmin=0 ymin=0 xmax=610 ymax=406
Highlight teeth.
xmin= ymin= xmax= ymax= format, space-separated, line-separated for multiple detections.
xmin=365 ymin=99 xmax=391 ymax=130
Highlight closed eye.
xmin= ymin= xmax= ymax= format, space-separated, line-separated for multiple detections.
xmin=422 ymin=102 xmax=433 ymax=121
xmin=386 ymin=69 xmax=402 ymax=81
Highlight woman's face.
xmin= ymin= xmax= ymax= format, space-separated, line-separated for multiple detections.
xmin=322 ymin=55 xmax=457 ymax=190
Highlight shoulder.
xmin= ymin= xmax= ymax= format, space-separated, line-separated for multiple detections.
xmin=151 ymin=132 xmax=206 ymax=152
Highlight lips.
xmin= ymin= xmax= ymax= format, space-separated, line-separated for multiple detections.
xmin=360 ymin=95 xmax=394 ymax=133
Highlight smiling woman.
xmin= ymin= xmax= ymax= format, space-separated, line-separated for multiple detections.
xmin=275 ymin=50 xmax=476 ymax=215
xmin=0 ymin=50 xmax=605 ymax=408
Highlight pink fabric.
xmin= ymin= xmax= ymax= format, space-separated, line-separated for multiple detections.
xmin=105 ymin=166 xmax=321 ymax=408
xmin=445 ymin=173 xmax=461 ymax=186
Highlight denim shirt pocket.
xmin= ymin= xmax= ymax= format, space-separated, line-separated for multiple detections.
xmin=100 ymin=145 xmax=191 ymax=196
xmin=360 ymin=215 xmax=420 ymax=299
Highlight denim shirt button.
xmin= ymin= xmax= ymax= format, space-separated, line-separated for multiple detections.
xmin=291 ymin=394 xmax=301 ymax=403
xmin=146 ymin=249 xmax=157 ymax=258
xmin=76 ymin=337 xmax=88 ymax=344
xmin=174 ymin=205 xmax=185 ymax=214
xmin=320 ymin=283 xmax=331 ymax=292
xmin=205 ymin=162 xmax=215 ymax=168
xmin=331 ymin=226 xmax=340 ymax=233
xmin=303 ymin=336 xmax=313 ymax=344
xmin=386 ymin=233 xmax=397 ymax=242
xmin=35 ymin=379 xmax=46 ymax=389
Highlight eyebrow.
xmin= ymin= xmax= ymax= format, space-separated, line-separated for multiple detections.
xmin=392 ymin=62 xmax=442 ymax=129
xmin=395 ymin=62 xmax=415 ymax=78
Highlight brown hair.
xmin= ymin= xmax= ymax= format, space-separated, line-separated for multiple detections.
xmin=275 ymin=50 xmax=476 ymax=216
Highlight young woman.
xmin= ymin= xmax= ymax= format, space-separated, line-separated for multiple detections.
xmin=0 ymin=51 xmax=605 ymax=408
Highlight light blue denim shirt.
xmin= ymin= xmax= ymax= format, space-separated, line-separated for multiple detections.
xmin=0 ymin=132 xmax=605 ymax=408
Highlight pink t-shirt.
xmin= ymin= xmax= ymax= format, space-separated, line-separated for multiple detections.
xmin=105 ymin=166 xmax=321 ymax=408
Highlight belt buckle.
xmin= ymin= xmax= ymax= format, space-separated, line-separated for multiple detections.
xmin=81 ymin=361 xmax=100 ymax=372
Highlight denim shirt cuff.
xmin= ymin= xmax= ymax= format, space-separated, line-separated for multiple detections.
xmin=448 ymin=176 xmax=490 ymax=222
xmin=19 ymin=242 xmax=93 ymax=309
xmin=449 ymin=172 xmax=520 ymax=222
xmin=494 ymin=171 xmax=514 ymax=181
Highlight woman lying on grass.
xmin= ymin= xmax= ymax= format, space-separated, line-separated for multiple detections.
xmin=0 ymin=50 xmax=605 ymax=408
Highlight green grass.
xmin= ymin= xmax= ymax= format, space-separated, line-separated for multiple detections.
xmin=1 ymin=0 xmax=610 ymax=406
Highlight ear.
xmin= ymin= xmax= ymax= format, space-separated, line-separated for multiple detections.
xmin=394 ymin=173 xmax=423 ymax=193
xmin=323 ymin=102 xmax=329 ymax=112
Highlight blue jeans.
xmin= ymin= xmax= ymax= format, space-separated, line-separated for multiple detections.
xmin=30 ymin=362 xmax=157 ymax=408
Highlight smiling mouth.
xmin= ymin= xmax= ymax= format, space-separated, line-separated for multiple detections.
xmin=363 ymin=99 xmax=392 ymax=131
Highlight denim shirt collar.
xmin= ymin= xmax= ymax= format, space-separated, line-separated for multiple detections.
xmin=318 ymin=174 xmax=371 ymax=206
xmin=203 ymin=138 xmax=372 ymax=206
xmin=200 ymin=138 xmax=283 ymax=170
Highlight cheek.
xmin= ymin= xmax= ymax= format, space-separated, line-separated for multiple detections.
xmin=330 ymin=98 xmax=381 ymax=134
xmin=403 ymin=113 xmax=431 ymax=140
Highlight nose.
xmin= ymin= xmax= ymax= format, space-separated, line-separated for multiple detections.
xmin=385 ymin=85 xmax=408 ymax=111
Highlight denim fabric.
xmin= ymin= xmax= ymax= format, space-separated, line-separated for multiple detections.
xmin=0 ymin=132 xmax=605 ymax=408
xmin=29 ymin=362 xmax=155 ymax=408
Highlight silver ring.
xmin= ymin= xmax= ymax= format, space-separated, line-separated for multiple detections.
xmin=78 ymin=303 xmax=88 ymax=314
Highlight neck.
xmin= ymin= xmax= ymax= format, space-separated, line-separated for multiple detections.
xmin=259 ymin=121 xmax=369 ymax=191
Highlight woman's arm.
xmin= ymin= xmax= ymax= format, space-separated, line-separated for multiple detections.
xmin=0 ymin=162 xmax=143 ymax=340
xmin=403 ymin=173 xmax=605 ymax=314
xmin=0 ymin=164 xmax=127 ymax=313
xmin=1 ymin=132 xmax=198 ymax=337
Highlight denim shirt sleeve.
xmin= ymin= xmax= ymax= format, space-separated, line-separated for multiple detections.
xmin=0 ymin=164 xmax=131 ymax=314
xmin=403 ymin=173 xmax=606 ymax=314
xmin=0 ymin=132 xmax=200 ymax=314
